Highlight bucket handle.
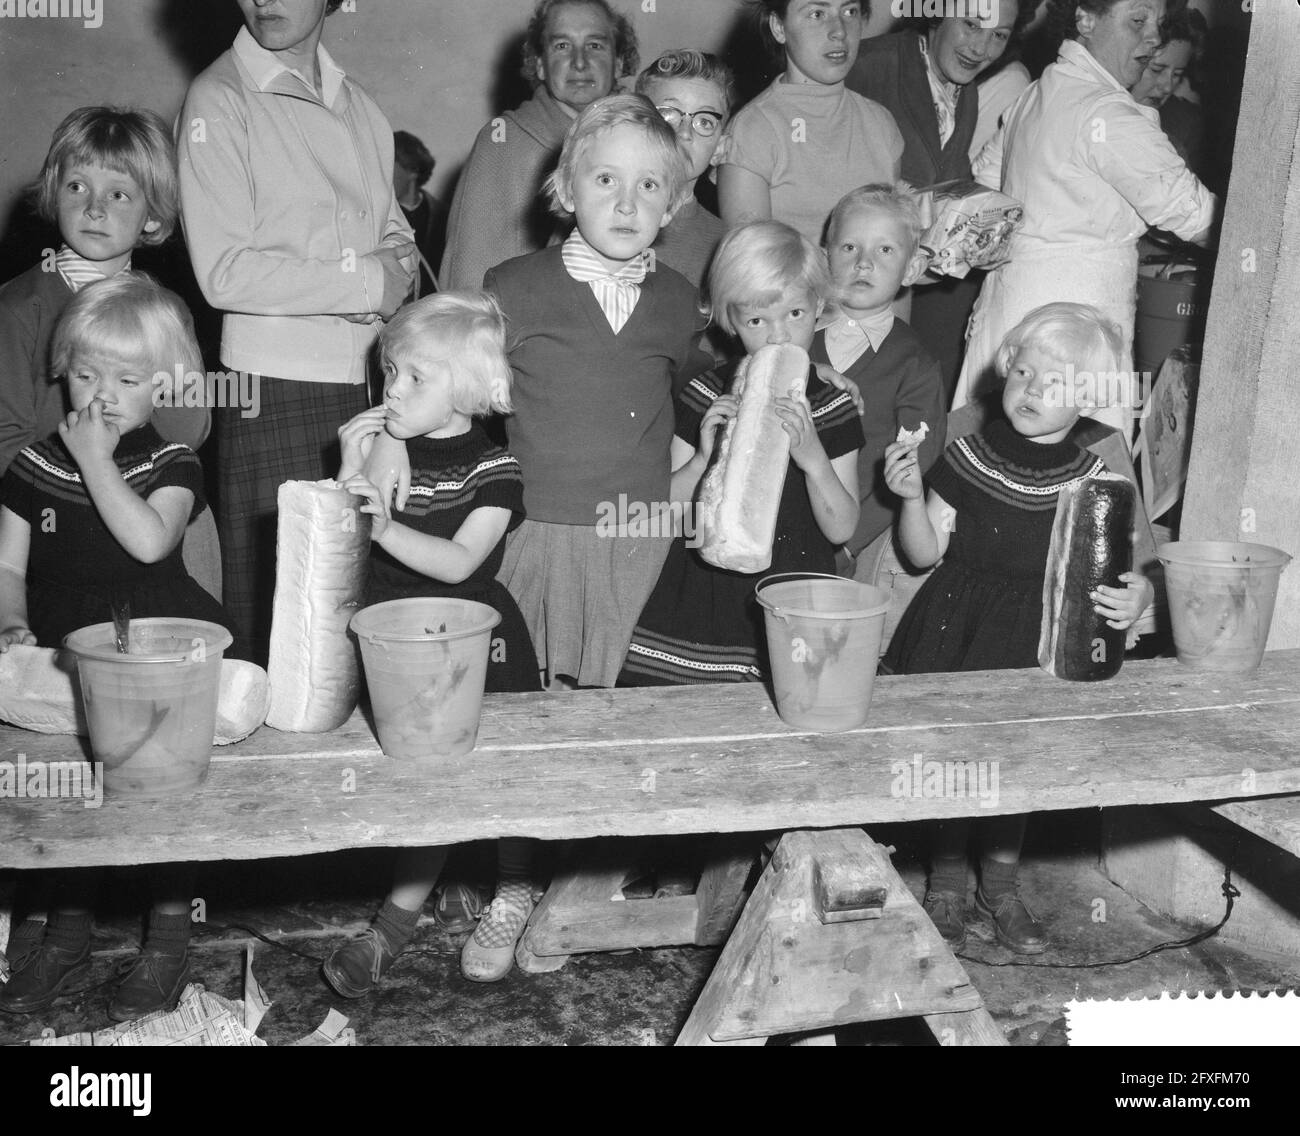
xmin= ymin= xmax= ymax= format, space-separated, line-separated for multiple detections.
xmin=754 ymin=571 xmax=846 ymax=625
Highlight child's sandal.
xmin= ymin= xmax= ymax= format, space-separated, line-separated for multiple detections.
xmin=460 ymin=893 xmax=534 ymax=983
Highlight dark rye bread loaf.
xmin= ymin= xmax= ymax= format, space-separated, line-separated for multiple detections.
xmin=1039 ymin=472 xmax=1136 ymax=681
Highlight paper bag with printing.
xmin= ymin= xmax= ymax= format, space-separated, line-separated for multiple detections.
xmin=918 ymin=180 xmax=1023 ymax=279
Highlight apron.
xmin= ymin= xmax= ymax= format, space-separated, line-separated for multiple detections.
xmin=954 ymin=241 xmax=1139 ymax=442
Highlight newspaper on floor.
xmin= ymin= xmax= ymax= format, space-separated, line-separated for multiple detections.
xmin=27 ymin=944 xmax=353 ymax=1046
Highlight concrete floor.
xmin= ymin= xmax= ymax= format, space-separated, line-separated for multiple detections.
xmin=3 ymin=810 xmax=1297 ymax=1046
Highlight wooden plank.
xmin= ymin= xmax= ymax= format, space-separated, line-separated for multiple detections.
xmin=1210 ymin=795 xmax=1300 ymax=859
xmin=812 ymin=829 xmax=888 ymax=923
xmin=693 ymin=838 xmax=755 ymax=946
xmin=4 ymin=653 xmax=1300 ymax=869
xmin=677 ymin=830 xmax=984 ymax=1044
xmin=525 ymin=895 xmax=700 ymax=955
xmin=924 ymin=1008 xmax=1008 ymax=1047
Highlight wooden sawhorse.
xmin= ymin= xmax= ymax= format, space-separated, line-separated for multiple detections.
xmin=676 ymin=828 xmax=1005 ymax=1046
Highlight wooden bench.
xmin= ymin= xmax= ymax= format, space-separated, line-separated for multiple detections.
xmin=5 ymin=652 xmax=1300 ymax=1042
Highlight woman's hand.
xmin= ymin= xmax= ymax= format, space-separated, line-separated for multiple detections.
xmin=373 ymin=241 xmax=418 ymax=320
xmin=1093 ymin=571 xmax=1154 ymax=630
xmin=337 ymin=407 xmax=389 ymax=481
xmin=363 ymin=430 xmax=412 ymax=512
xmin=58 ymin=400 xmax=118 ymax=468
xmin=341 ymin=475 xmax=390 ymax=540
xmin=774 ymin=395 xmax=828 ymax=472
xmin=697 ymin=394 xmax=739 ymax=466
xmin=883 ymin=440 xmax=924 ymax=500
xmin=814 ymin=363 xmax=866 ymax=416
xmin=0 ymin=625 xmax=36 ymax=652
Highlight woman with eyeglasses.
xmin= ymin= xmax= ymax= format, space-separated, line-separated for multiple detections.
xmin=635 ymin=50 xmax=734 ymax=291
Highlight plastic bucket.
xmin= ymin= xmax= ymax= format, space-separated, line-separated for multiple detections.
xmin=351 ymin=598 xmax=501 ymax=761
xmin=1157 ymin=541 xmax=1291 ymax=674
xmin=756 ymin=573 xmax=890 ymax=731
xmin=64 ymin=618 xmax=232 ymax=796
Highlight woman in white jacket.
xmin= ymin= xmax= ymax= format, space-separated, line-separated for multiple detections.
xmin=954 ymin=0 xmax=1216 ymax=440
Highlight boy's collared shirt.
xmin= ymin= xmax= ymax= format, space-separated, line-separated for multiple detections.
xmin=232 ymin=25 xmax=345 ymax=107
xmin=560 ymin=230 xmax=647 ymax=334
xmin=55 ymin=246 xmax=124 ymax=293
xmin=821 ymin=309 xmax=895 ymax=372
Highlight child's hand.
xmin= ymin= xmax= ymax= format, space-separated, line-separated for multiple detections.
xmin=814 ymin=363 xmax=866 ymax=417
xmin=338 ymin=407 xmax=389 ymax=480
xmin=774 ymin=395 xmax=828 ymax=471
xmin=58 ymin=399 xmax=118 ymax=467
xmin=1092 ymin=571 xmax=1154 ymax=630
xmin=341 ymin=475 xmax=390 ymax=540
xmin=0 ymin=626 xmax=36 ymax=652
xmin=883 ymin=440 xmax=924 ymax=500
xmin=698 ymin=394 xmax=739 ymax=465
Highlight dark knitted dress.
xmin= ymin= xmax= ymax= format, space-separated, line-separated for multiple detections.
xmin=620 ymin=363 xmax=864 ymax=685
xmin=0 ymin=423 xmax=231 ymax=646
xmin=884 ymin=418 xmax=1107 ymax=674
xmin=365 ymin=424 xmax=540 ymax=693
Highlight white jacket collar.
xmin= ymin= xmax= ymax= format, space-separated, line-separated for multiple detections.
xmin=233 ymin=25 xmax=345 ymax=107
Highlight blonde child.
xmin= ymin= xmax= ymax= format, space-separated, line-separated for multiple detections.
xmin=620 ymin=221 xmax=862 ymax=684
xmin=322 ymin=293 xmax=541 ymax=993
xmin=818 ymin=183 xmax=945 ymax=569
xmin=486 ymin=93 xmax=711 ymax=690
xmin=719 ymin=0 xmax=903 ymax=246
xmin=0 ymin=106 xmax=209 ymax=477
xmin=882 ymin=302 xmax=1153 ymax=954
xmin=636 ymin=49 xmax=735 ymax=292
xmin=0 ymin=274 xmax=230 ymax=1020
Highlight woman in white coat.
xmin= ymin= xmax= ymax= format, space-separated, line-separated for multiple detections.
xmin=954 ymin=0 xmax=1217 ymax=439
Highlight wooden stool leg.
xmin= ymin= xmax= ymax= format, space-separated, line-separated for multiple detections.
xmin=924 ymin=1008 xmax=1007 ymax=1046
xmin=693 ymin=837 xmax=755 ymax=946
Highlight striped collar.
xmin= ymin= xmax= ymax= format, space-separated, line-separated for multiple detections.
xmin=56 ymin=245 xmax=126 ymax=293
xmin=561 ymin=231 xmax=650 ymax=285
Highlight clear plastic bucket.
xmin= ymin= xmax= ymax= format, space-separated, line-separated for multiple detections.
xmin=64 ymin=618 xmax=232 ymax=796
xmin=351 ymin=598 xmax=501 ymax=761
xmin=756 ymin=573 xmax=890 ymax=731
xmin=1157 ymin=541 xmax=1292 ymax=674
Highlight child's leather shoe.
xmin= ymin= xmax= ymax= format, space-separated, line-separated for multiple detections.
xmin=0 ymin=937 xmax=91 ymax=1014
xmin=322 ymin=927 xmax=402 ymax=999
xmin=109 ymin=948 xmax=191 ymax=1022
xmin=922 ymin=889 xmax=967 ymax=952
xmin=974 ymin=888 xmax=1047 ymax=955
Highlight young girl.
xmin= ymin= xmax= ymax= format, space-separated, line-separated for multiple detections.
xmin=882 ymin=302 xmax=1153 ymax=954
xmin=719 ymin=0 xmax=903 ymax=247
xmin=0 ymin=273 xmax=230 ymax=1021
xmin=322 ymin=292 xmax=542 ymax=994
xmin=0 ymin=106 xmax=208 ymax=478
xmin=619 ymin=221 xmax=863 ymax=685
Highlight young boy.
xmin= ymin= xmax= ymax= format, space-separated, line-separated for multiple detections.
xmin=816 ymin=183 xmax=946 ymax=575
xmin=486 ymin=93 xmax=711 ymax=690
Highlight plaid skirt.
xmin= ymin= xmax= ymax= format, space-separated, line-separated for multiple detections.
xmin=497 ymin=519 xmax=672 ymax=688
xmin=216 ymin=378 xmax=368 ymax=664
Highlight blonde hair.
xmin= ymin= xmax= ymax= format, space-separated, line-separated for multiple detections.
xmin=544 ymin=93 xmax=690 ymax=219
xmin=705 ymin=221 xmax=831 ymax=335
xmin=379 ymin=292 xmax=513 ymax=417
xmin=636 ymin=49 xmax=736 ymax=111
xmin=33 ymin=107 xmax=177 ymax=246
xmin=997 ymin=302 xmax=1126 ymax=407
xmin=51 ymin=272 xmax=202 ymax=382
xmin=827 ymin=181 xmax=926 ymax=254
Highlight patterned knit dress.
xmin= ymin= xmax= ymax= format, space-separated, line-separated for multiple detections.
xmin=620 ymin=363 xmax=863 ymax=685
xmin=365 ymin=424 xmax=540 ymax=693
xmin=0 ymin=423 xmax=231 ymax=646
xmin=884 ymin=418 xmax=1106 ymax=674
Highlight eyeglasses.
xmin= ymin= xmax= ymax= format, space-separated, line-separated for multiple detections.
xmin=655 ymin=106 xmax=723 ymax=138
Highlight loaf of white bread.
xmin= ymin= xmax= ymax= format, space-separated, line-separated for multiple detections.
xmin=0 ymin=646 xmax=269 ymax=745
xmin=696 ymin=343 xmax=809 ymax=574
xmin=266 ymin=480 xmax=371 ymax=731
